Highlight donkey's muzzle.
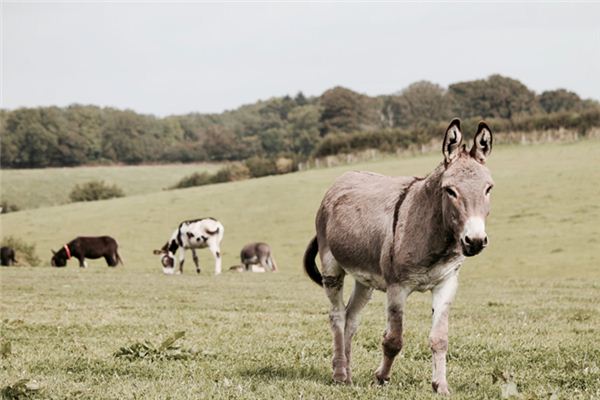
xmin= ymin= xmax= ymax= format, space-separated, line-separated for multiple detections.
xmin=461 ymin=235 xmax=488 ymax=257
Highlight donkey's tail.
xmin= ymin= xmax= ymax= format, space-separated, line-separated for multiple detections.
xmin=303 ymin=236 xmax=322 ymax=286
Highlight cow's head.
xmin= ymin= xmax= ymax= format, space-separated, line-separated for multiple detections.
xmin=441 ymin=119 xmax=494 ymax=257
xmin=153 ymin=248 xmax=176 ymax=275
xmin=50 ymin=249 xmax=67 ymax=267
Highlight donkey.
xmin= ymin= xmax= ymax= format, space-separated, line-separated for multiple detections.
xmin=51 ymin=236 xmax=123 ymax=268
xmin=303 ymin=119 xmax=494 ymax=394
xmin=240 ymin=242 xmax=278 ymax=272
xmin=153 ymin=217 xmax=224 ymax=275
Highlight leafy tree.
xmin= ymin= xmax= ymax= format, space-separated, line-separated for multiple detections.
xmin=287 ymin=104 xmax=321 ymax=156
xmin=538 ymin=89 xmax=582 ymax=113
xmin=448 ymin=74 xmax=539 ymax=119
xmin=383 ymin=81 xmax=451 ymax=128
xmin=319 ymin=86 xmax=372 ymax=135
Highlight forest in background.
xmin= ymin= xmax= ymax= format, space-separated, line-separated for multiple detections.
xmin=1 ymin=74 xmax=599 ymax=169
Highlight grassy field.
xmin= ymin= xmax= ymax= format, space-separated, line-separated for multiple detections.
xmin=1 ymin=140 xmax=599 ymax=399
xmin=0 ymin=162 xmax=220 ymax=210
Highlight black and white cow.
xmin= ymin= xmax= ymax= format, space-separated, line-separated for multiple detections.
xmin=1 ymin=247 xmax=17 ymax=266
xmin=153 ymin=218 xmax=224 ymax=275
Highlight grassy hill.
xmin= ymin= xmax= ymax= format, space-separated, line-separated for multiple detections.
xmin=0 ymin=162 xmax=220 ymax=210
xmin=1 ymin=140 xmax=599 ymax=399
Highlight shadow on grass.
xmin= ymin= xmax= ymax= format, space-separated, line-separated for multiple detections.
xmin=237 ymin=363 xmax=330 ymax=384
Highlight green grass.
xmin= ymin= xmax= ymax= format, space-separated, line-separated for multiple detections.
xmin=0 ymin=162 xmax=220 ymax=210
xmin=1 ymin=140 xmax=599 ymax=399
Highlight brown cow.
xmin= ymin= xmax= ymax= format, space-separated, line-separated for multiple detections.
xmin=303 ymin=119 xmax=494 ymax=394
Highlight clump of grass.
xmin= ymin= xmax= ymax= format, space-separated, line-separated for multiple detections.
xmin=0 ymin=236 xmax=41 ymax=266
xmin=1 ymin=379 xmax=41 ymax=399
xmin=69 ymin=180 xmax=125 ymax=202
xmin=170 ymin=163 xmax=250 ymax=189
xmin=492 ymin=369 xmax=521 ymax=399
xmin=114 ymin=331 xmax=195 ymax=361
xmin=0 ymin=200 xmax=20 ymax=214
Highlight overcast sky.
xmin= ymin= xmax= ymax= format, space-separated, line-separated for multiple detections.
xmin=2 ymin=2 xmax=599 ymax=117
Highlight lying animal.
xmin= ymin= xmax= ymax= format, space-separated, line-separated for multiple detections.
xmin=51 ymin=236 xmax=123 ymax=268
xmin=153 ymin=218 xmax=224 ymax=275
xmin=229 ymin=264 xmax=267 ymax=273
xmin=240 ymin=242 xmax=278 ymax=272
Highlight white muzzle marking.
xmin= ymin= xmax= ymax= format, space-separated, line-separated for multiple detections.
xmin=461 ymin=217 xmax=486 ymax=241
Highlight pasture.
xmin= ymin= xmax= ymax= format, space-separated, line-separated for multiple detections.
xmin=0 ymin=162 xmax=219 ymax=210
xmin=1 ymin=140 xmax=599 ymax=399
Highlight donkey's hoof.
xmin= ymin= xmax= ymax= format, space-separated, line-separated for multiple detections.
xmin=332 ymin=368 xmax=348 ymax=384
xmin=374 ymin=372 xmax=390 ymax=386
xmin=432 ymin=381 xmax=450 ymax=395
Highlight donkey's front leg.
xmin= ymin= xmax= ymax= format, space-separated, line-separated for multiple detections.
xmin=430 ymin=274 xmax=458 ymax=395
xmin=375 ymin=284 xmax=409 ymax=384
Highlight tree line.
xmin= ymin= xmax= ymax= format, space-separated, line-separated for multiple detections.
xmin=1 ymin=74 xmax=598 ymax=169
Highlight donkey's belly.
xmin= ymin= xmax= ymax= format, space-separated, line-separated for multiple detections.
xmin=347 ymin=267 xmax=387 ymax=291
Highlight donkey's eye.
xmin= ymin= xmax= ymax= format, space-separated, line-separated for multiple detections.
xmin=445 ymin=187 xmax=458 ymax=199
xmin=485 ymin=185 xmax=493 ymax=195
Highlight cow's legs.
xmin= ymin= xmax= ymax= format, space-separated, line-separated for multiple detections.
xmin=105 ymin=255 xmax=117 ymax=267
xmin=430 ymin=274 xmax=458 ymax=395
xmin=375 ymin=284 xmax=410 ymax=384
xmin=344 ymin=280 xmax=373 ymax=384
xmin=320 ymin=249 xmax=348 ymax=383
xmin=207 ymin=240 xmax=222 ymax=275
xmin=191 ymin=249 xmax=201 ymax=274
xmin=177 ymin=250 xmax=185 ymax=274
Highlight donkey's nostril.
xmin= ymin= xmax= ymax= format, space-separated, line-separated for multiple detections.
xmin=464 ymin=236 xmax=472 ymax=245
xmin=483 ymin=236 xmax=488 ymax=246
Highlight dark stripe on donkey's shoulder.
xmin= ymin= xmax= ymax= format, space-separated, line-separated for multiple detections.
xmin=390 ymin=177 xmax=422 ymax=265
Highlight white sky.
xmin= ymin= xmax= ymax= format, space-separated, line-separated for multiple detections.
xmin=2 ymin=2 xmax=599 ymax=116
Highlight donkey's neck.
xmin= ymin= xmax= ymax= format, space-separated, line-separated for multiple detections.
xmin=405 ymin=164 xmax=458 ymax=264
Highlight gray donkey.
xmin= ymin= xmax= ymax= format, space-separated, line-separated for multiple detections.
xmin=304 ymin=119 xmax=494 ymax=394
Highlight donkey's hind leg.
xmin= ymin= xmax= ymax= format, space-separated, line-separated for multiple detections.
xmin=320 ymin=248 xmax=348 ymax=383
xmin=344 ymin=280 xmax=373 ymax=384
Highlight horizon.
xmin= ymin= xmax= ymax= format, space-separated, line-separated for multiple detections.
xmin=2 ymin=3 xmax=599 ymax=117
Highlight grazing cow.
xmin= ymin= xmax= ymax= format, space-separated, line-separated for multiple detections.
xmin=240 ymin=242 xmax=278 ymax=272
xmin=153 ymin=218 xmax=224 ymax=275
xmin=51 ymin=236 xmax=123 ymax=268
xmin=1 ymin=247 xmax=17 ymax=266
xmin=303 ymin=119 xmax=494 ymax=393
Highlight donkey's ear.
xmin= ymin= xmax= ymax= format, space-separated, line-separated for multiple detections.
xmin=442 ymin=118 xmax=463 ymax=164
xmin=51 ymin=249 xmax=56 ymax=255
xmin=470 ymin=122 xmax=493 ymax=163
